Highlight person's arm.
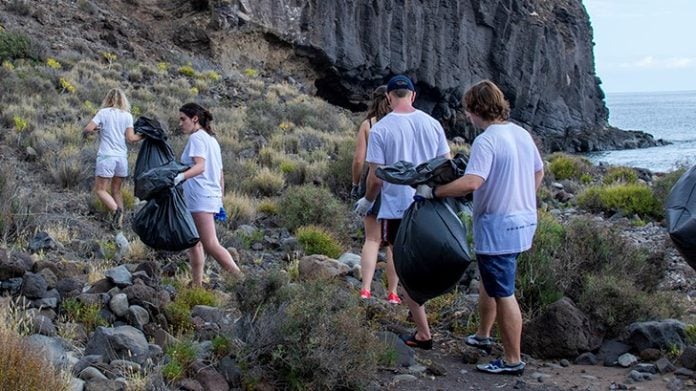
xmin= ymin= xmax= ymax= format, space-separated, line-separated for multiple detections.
xmin=433 ymin=174 xmax=484 ymax=198
xmin=182 ymin=156 xmax=206 ymax=180
xmin=534 ymin=169 xmax=544 ymax=191
xmin=83 ymin=120 xmax=98 ymax=137
xmin=365 ymin=162 xmax=383 ymax=202
xmin=351 ymin=120 xmax=370 ymax=185
xmin=125 ymin=126 xmax=143 ymax=143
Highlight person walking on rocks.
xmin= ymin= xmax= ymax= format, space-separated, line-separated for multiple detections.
xmin=351 ymin=85 xmax=400 ymax=303
xmin=353 ymin=75 xmax=450 ymax=347
xmin=175 ymin=102 xmax=242 ymax=287
xmin=83 ymin=88 xmax=142 ymax=230
xmin=415 ymin=80 xmax=544 ymax=374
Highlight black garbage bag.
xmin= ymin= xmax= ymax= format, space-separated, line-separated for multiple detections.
xmin=393 ymin=198 xmax=472 ymax=305
xmin=376 ymin=152 xmax=468 ymax=187
xmin=132 ymin=187 xmax=199 ymax=251
xmin=133 ymin=116 xmax=175 ymax=179
xmin=666 ymin=165 xmax=696 ymax=270
xmin=134 ymin=160 xmax=190 ymax=201
xmin=377 ymin=153 xmax=473 ymax=305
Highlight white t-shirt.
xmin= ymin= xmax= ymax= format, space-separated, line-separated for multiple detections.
xmin=465 ymin=122 xmax=543 ymax=255
xmin=180 ymin=130 xmax=223 ymax=199
xmin=366 ymin=110 xmax=450 ymax=219
xmin=92 ymin=108 xmax=134 ymax=158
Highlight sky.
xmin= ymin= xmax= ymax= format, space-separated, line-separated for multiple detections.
xmin=583 ymin=0 xmax=696 ymax=93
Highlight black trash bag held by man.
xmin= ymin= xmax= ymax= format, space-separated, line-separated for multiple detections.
xmin=376 ymin=152 xmax=472 ymax=305
xmin=132 ymin=116 xmax=199 ymax=251
xmin=666 ymin=165 xmax=696 ymax=270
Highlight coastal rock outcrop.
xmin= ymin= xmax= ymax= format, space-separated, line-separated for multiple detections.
xmin=211 ymin=0 xmax=659 ymax=152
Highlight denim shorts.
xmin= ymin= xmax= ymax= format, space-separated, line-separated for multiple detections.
xmin=477 ymin=253 xmax=520 ymax=298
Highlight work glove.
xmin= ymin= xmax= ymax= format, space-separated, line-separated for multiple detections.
xmin=214 ymin=207 xmax=228 ymax=222
xmin=174 ymin=173 xmax=186 ymax=186
xmin=353 ymin=197 xmax=374 ymax=217
xmin=350 ymin=184 xmax=360 ymax=200
xmin=414 ymin=184 xmax=435 ymax=200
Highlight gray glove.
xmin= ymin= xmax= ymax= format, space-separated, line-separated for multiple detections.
xmin=415 ymin=184 xmax=435 ymax=199
xmin=353 ymin=197 xmax=374 ymax=217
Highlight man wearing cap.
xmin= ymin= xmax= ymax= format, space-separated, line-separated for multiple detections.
xmin=354 ymin=74 xmax=450 ymax=349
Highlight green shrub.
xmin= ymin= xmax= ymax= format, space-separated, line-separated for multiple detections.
xmin=61 ymin=298 xmax=108 ymax=332
xmin=577 ymin=184 xmax=661 ymax=218
xmin=0 ymin=30 xmax=41 ymax=61
xmin=232 ymin=274 xmax=386 ymax=390
xmin=212 ymin=335 xmax=231 ymax=357
xmin=578 ymin=274 xmax=678 ymax=335
xmin=325 ymin=139 xmax=355 ymax=198
xmin=686 ymin=324 xmax=696 ymax=345
xmin=165 ymin=286 xmax=218 ymax=334
xmin=516 ymin=211 xmax=565 ymax=316
xmin=603 ymin=166 xmax=638 ymax=185
xmin=279 ymin=184 xmax=347 ymax=234
xmin=163 ymin=340 xmax=198 ymax=381
xmin=244 ymin=167 xmax=286 ymax=197
xmin=548 ymin=153 xmax=590 ymax=180
xmin=296 ymin=225 xmax=343 ymax=258
xmin=653 ymin=166 xmax=688 ymax=206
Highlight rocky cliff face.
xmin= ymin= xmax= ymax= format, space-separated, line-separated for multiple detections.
xmin=212 ymin=0 xmax=660 ymax=152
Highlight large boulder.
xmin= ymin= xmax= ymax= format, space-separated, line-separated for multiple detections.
xmin=522 ymin=297 xmax=603 ymax=358
xmin=623 ymin=319 xmax=686 ymax=353
xmin=84 ymin=326 xmax=150 ymax=365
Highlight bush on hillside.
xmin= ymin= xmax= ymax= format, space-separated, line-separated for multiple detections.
xmin=577 ymin=183 xmax=661 ymax=218
xmin=516 ymin=211 xmax=565 ymax=316
xmin=653 ymin=166 xmax=688 ymax=206
xmin=223 ymin=192 xmax=257 ymax=227
xmin=548 ymin=153 xmax=591 ymax=181
xmin=603 ymin=166 xmax=639 ymax=185
xmin=244 ymin=167 xmax=286 ymax=197
xmin=325 ymin=139 xmax=355 ymax=198
xmin=279 ymin=184 xmax=347 ymax=234
xmin=296 ymin=225 xmax=343 ymax=258
xmin=231 ymin=273 xmax=387 ymax=390
xmin=0 ymin=30 xmax=43 ymax=62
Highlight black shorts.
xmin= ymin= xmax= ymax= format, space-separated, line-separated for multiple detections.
xmin=381 ymin=219 xmax=402 ymax=246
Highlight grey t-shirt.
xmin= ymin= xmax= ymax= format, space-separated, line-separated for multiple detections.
xmin=366 ymin=110 xmax=450 ymax=219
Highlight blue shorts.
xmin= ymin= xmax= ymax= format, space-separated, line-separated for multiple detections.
xmin=477 ymin=253 xmax=520 ymax=298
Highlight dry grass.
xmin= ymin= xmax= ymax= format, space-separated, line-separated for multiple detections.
xmin=0 ymin=328 xmax=70 ymax=391
xmin=244 ymin=167 xmax=286 ymax=197
xmin=223 ymin=191 xmax=257 ymax=226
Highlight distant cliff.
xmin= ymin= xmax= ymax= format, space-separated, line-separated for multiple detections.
xmin=212 ymin=0 xmax=660 ymax=152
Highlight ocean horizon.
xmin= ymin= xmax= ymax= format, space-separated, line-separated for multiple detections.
xmin=586 ymin=89 xmax=696 ymax=173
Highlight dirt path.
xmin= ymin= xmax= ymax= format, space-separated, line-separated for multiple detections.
xmin=376 ymin=343 xmax=684 ymax=390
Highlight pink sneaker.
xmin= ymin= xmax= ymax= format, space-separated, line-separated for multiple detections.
xmin=360 ymin=289 xmax=371 ymax=299
xmin=386 ymin=292 xmax=401 ymax=304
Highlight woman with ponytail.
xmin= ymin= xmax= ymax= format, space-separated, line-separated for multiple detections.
xmin=176 ymin=102 xmax=242 ymax=286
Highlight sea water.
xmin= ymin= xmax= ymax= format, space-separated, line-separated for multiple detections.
xmin=586 ymin=90 xmax=696 ymax=173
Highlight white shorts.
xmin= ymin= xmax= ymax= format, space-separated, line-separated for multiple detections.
xmin=185 ymin=192 xmax=222 ymax=213
xmin=95 ymin=156 xmax=128 ymax=178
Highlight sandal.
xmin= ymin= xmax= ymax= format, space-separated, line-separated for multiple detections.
xmin=400 ymin=332 xmax=433 ymax=350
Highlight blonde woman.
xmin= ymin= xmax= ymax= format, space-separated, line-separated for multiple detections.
xmin=175 ymin=102 xmax=242 ymax=286
xmin=351 ymin=85 xmax=401 ymax=304
xmin=83 ymin=88 xmax=142 ymax=229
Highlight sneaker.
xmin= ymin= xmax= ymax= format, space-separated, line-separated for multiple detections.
xmin=465 ymin=334 xmax=494 ymax=349
xmin=476 ymin=358 xmax=526 ymax=375
xmin=111 ymin=207 xmax=123 ymax=230
xmin=386 ymin=292 xmax=401 ymax=304
xmin=359 ymin=289 xmax=371 ymax=299
xmin=400 ymin=332 xmax=433 ymax=350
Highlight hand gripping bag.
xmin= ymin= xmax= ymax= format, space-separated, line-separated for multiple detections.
xmin=666 ymin=165 xmax=696 ymax=270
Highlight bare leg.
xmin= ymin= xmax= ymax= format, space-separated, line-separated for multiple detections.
xmin=95 ymin=176 xmax=117 ymax=212
xmin=403 ymin=290 xmax=432 ymax=341
xmin=188 ymin=242 xmax=205 ymax=286
xmin=192 ymin=212 xmax=242 ymax=277
xmin=477 ymin=282 xmax=497 ymax=338
xmin=384 ymin=246 xmax=399 ymax=294
xmin=496 ymin=295 xmax=523 ymax=363
xmin=360 ymin=215 xmax=381 ymax=292
xmin=110 ymin=176 xmax=124 ymax=211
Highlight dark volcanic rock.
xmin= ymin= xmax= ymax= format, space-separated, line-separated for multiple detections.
xmin=213 ymin=0 xmax=660 ymax=152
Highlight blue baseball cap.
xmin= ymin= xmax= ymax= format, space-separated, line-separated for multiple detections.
xmin=386 ymin=75 xmax=415 ymax=93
